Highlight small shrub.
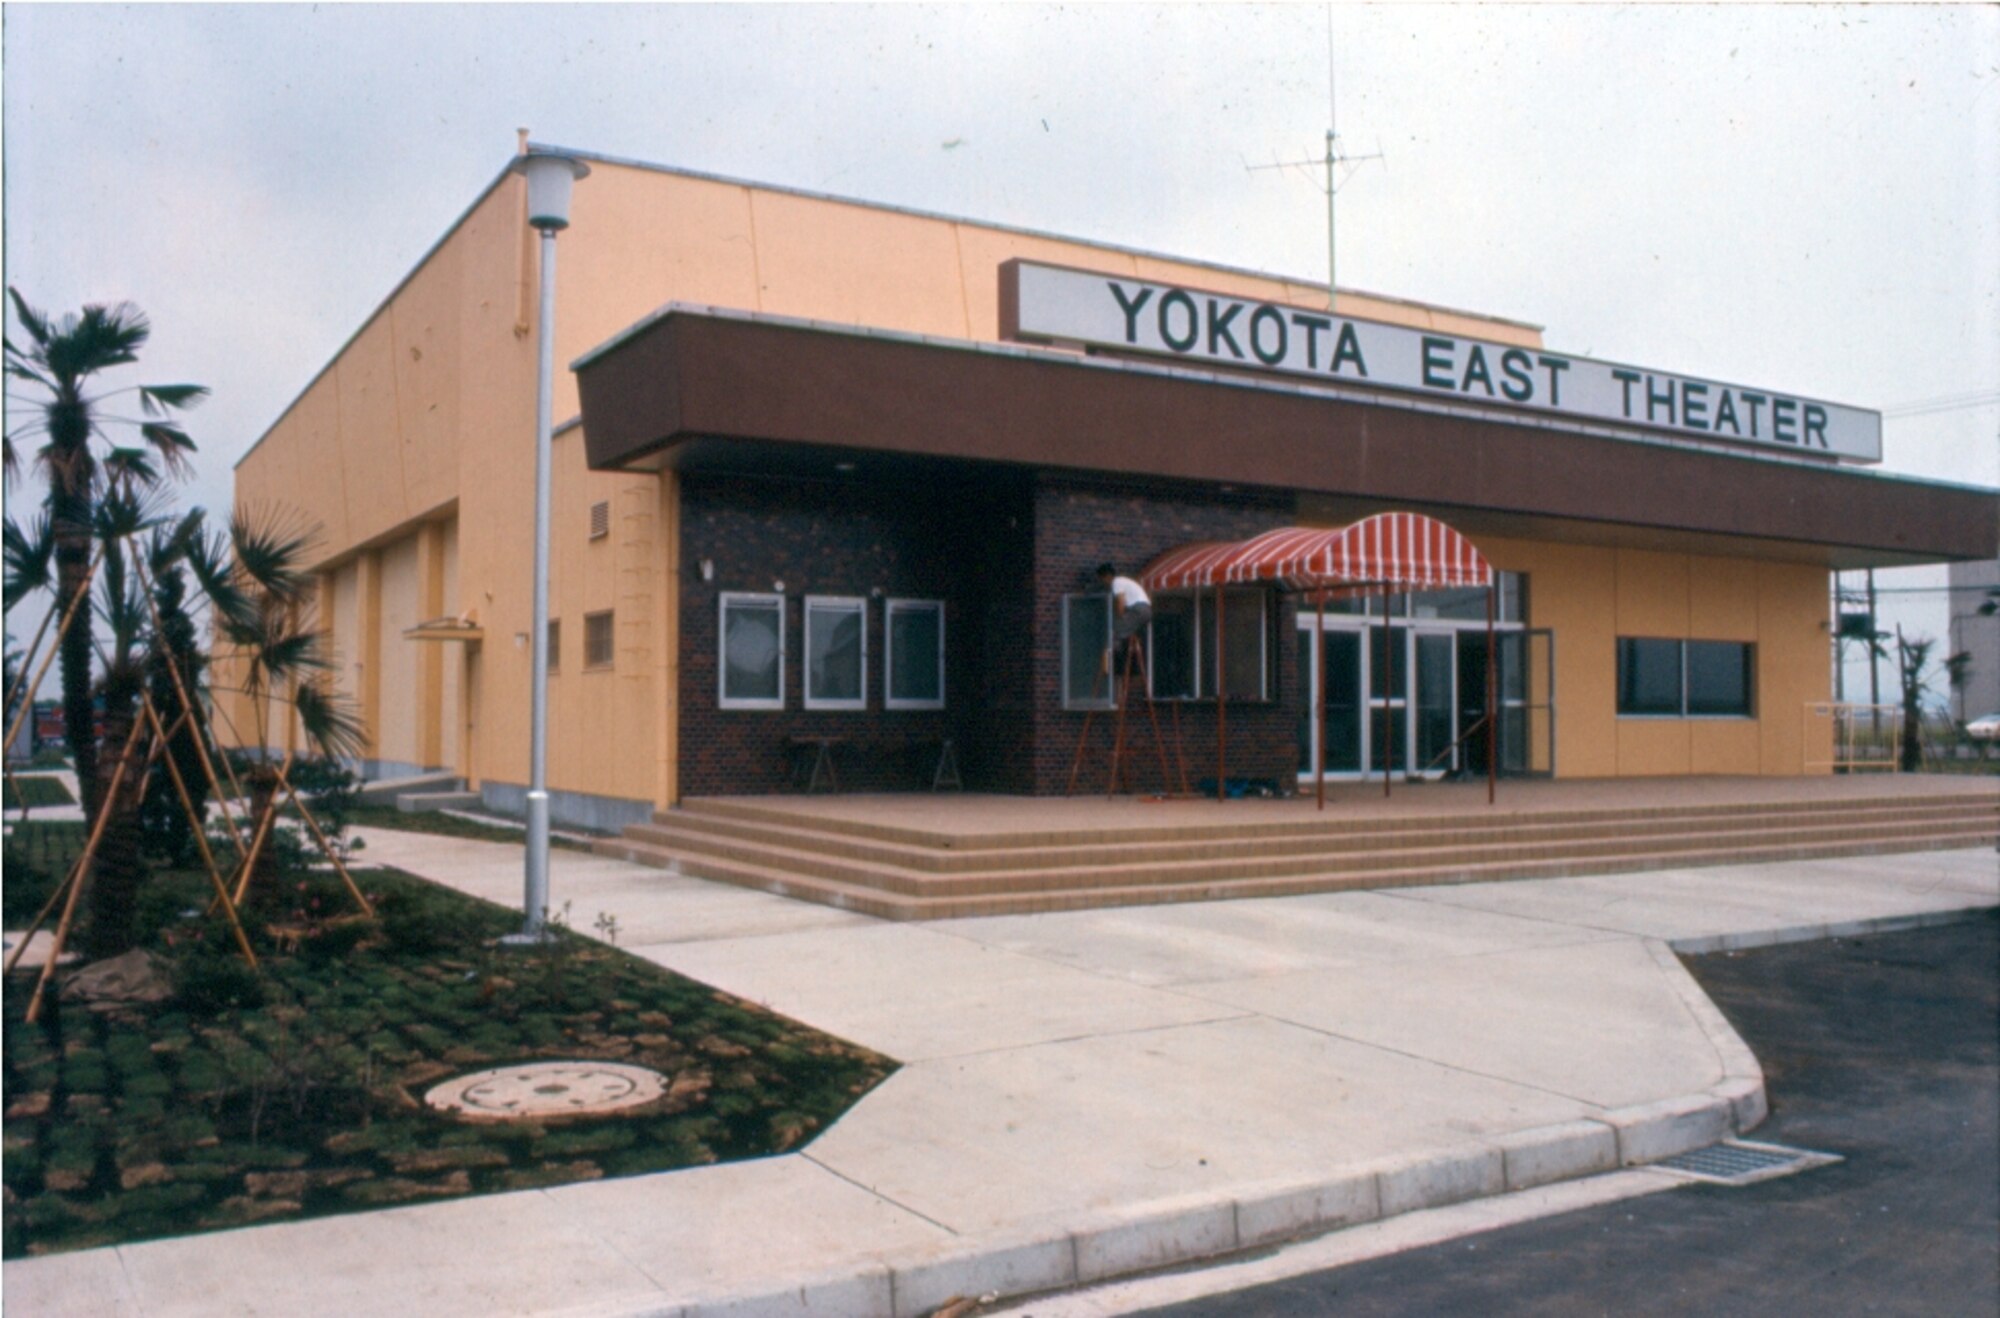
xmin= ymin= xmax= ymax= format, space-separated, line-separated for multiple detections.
xmin=375 ymin=889 xmax=503 ymax=957
xmin=0 ymin=851 xmax=58 ymax=927
xmin=172 ymin=951 xmax=266 ymax=1016
xmin=295 ymin=918 xmax=372 ymax=964
xmin=288 ymin=758 xmax=359 ymax=838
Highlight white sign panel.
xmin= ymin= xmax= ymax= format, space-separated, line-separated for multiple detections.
xmin=1003 ymin=261 xmax=1882 ymax=463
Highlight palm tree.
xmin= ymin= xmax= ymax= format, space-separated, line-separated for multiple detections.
xmin=1892 ymin=626 xmax=1968 ymax=774
xmin=76 ymin=486 xmax=168 ymax=956
xmin=191 ymin=508 xmax=366 ymax=902
xmin=4 ymin=513 xmax=55 ymax=737
xmin=4 ymin=289 xmax=205 ymax=821
xmin=3 ymin=630 xmax=21 ymax=749
xmin=138 ymin=510 xmax=214 ymax=866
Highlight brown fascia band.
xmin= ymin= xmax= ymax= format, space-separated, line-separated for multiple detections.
xmin=576 ymin=311 xmax=1998 ymax=564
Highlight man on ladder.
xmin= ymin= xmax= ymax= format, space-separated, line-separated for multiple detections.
xmin=1069 ymin=563 xmax=1185 ymax=796
xmin=1097 ymin=562 xmax=1151 ymax=693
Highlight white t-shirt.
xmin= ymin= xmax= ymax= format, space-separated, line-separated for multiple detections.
xmin=1109 ymin=576 xmax=1151 ymax=609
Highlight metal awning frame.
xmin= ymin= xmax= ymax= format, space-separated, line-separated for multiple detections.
xmin=1138 ymin=513 xmax=1499 ymax=809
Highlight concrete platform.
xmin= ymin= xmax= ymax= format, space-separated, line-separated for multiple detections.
xmin=677 ymin=773 xmax=2000 ymax=840
xmin=601 ymin=775 xmax=1999 ymax=919
xmin=7 ymin=821 xmax=1994 ymax=1317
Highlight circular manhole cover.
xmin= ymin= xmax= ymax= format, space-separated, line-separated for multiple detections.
xmin=425 ymin=1061 xmax=669 ymax=1121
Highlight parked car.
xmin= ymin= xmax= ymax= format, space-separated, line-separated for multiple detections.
xmin=1966 ymin=712 xmax=2000 ymax=742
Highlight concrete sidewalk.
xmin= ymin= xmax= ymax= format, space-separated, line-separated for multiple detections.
xmin=7 ymin=832 xmax=1995 ymax=1317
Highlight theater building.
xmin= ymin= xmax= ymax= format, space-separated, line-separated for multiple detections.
xmin=225 ymin=143 xmax=1999 ymax=831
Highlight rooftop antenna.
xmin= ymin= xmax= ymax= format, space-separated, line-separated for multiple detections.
xmin=1246 ymin=8 xmax=1384 ymax=312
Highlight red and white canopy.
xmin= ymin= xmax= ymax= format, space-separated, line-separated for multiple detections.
xmin=1139 ymin=512 xmax=1493 ymax=594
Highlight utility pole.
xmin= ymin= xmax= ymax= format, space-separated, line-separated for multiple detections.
xmin=1867 ymin=567 xmax=1883 ymax=739
xmin=1867 ymin=568 xmax=1881 ymax=707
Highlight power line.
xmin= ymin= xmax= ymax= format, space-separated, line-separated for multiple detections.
xmin=1881 ymin=389 xmax=2000 ymax=418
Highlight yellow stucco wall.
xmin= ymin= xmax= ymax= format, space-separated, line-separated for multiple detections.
xmin=235 ymin=153 xmax=1834 ymax=803
xmin=1465 ymin=533 xmax=1830 ymax=777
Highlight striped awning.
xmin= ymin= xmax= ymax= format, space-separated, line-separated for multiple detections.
xmin=1139 ymin=512 xmax=1493 ymax=593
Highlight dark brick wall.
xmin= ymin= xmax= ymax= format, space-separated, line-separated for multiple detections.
xmin=1028 ymin=477 xmax=1300 ymax=796
xmin=679 ymin=471 xmax=1033 ymax=795
xmin=678 ymin=468 xmax=1301 ymax=797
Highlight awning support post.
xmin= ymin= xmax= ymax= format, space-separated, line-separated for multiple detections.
xmin=1487 ymin=583 xmax=1498 ymax=806
xmin=1380 ymin=582 xmax=1392 ymax=799
xmin=1315 ymin=591 xmax=1326 ymax=812
xmin=1216 ymin=585 xmax=1229 ymax=803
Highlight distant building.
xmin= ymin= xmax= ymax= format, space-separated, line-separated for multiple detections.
xmin=1949 ymin=555 xmax=2000 ymax=723
xmin=220 ymin=143 xmax=2000 ymax=830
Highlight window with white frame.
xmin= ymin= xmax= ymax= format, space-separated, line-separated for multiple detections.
xmin=804 ymin=596 xmax=867 ymax=710
xmin=1061 ymin=592 xmax=1116 ymax=710
xmin=719 ymin=593 xmax=785 ymax=710
xmin=885 ymin=599 xmax=945 ymax=710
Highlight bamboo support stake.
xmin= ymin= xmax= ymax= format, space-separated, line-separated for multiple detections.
xmin=227 ymin=750 xmax=293 ymax=909
xmin=134 ymin=559 xmax=250 ymax=858
xmin=3 ymin=855 xmax=85 ymax=978
xmin=1 ymin=601 xmax=60 ymax=728
xmin=2 ymin=549 xmax=104 ymax=757
xmin=199 ymin=693 xmax=258 ymax=810
xmin=2 ymin=709 xmax=174 ymax=977
xmin=226 ymin=797 xmax=280 ymax=912
xmin=277 ymin=770 xmax=376 ymax=919
xmin=22 ymin=712 xmax=151 ymax=1022
xmin=139 ymin=693 xmax=258 ymax=968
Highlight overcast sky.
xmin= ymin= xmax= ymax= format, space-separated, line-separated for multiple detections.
xmin=5 ymin=2 xmax=1997 ymax=691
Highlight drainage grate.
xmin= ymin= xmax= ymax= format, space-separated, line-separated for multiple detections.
xmin=1649 ymin=1139 xmax=1841 ymax=1186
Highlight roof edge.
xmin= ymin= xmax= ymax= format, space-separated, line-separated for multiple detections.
xmin=533 ymin=141 xmax=1546 ymax=336
xmin=240 ymin=138 xmax=1549 ymax=474
xmin=234 ymin=158 xmax=523 ymax=472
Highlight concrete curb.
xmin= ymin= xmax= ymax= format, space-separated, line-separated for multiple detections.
xmin=607 ymin=1101 xmax=1768 ymax=1317
xmin=1642 ymin=937 xmax=1771 ymax=1134
xmin=1666 ymin=902 xmax=1996 ymax=956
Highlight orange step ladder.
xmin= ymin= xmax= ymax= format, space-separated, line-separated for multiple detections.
xmin=1066 ymin=635 xmax=1191 ymax=798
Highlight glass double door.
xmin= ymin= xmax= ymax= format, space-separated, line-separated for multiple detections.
xmin=1297 ymin=621 xmax=1529 ymax=780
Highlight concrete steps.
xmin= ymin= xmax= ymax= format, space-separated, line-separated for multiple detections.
xmin=355 ymin=772 xmax=461 ymax=807
xmin=396 ymin=790 xmax=483 ymax=813
xmin=595 ymin=791 xmax=2000 ymax=920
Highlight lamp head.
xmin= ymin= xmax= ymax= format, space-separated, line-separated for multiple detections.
xmin=513 ymin=152 xmax=591 ymax=231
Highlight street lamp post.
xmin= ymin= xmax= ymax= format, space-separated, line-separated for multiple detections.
xmin=506 ymin=149 xmax=589 ymax=945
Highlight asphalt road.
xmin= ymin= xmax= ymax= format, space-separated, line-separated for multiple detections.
xmin=1138 ymin=911 xmax=2000 ymax=1318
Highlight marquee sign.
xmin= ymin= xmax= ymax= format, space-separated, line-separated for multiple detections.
xmin=999 ymin=260 xmax=1882 ymax=463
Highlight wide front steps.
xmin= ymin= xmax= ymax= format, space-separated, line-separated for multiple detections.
xmin=595 ymin=792 xmax=2000 ymax=920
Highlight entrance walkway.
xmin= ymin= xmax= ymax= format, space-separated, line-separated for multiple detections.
xmin=8 ymin=830 xmax=1995 ymax=1317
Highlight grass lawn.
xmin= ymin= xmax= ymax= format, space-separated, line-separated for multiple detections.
xmin=2 ymin=821 xmax=896 ymax=1259
xmin=3 ymin=775 xmax=75 ymax=810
